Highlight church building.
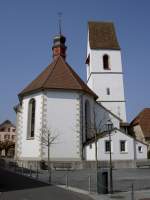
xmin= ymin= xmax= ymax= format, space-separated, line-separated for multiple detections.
xmin=14 ymin=22 xmax=147 ymax=166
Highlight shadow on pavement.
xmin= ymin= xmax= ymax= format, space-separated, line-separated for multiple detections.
xmin=0 ymin=168 xmax=49 ymax=192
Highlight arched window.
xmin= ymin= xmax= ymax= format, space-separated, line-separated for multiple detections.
xmin=85 ymin=100 xmax=91 ymax=140
xmin=28 ymin=98 xmax=36 ymax=138
xmin=103 ymin=54 xmax=110 ymax=70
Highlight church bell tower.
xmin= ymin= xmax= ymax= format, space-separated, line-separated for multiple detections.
xmin=86 ymin=21 xmax=127 ymax=122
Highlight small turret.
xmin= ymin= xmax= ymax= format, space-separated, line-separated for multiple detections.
xmin=52 ymin=34 xmax=67 ymax=60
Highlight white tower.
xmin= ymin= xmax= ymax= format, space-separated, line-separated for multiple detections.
xmin=86 ymin=22 xmax=126 ymax=122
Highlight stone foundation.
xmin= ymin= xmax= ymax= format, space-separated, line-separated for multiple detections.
xmin=14 ymin=159 xmax=137 ymax=170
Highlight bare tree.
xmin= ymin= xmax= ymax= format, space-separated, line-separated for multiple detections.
xmin=39 ymin=128 xmax=58 ymax=184
xmin=84 ymin=107 xmax=110 ymax=193
xmin=0 ymin=140 xmax=15 ymax=157
xmin=86 ymin=108 xmax=108 ymax=162
xmin=94 ymin=113 xmax=107 ymax=165
xmin=0 ymin=141 xmax=4 ymax=157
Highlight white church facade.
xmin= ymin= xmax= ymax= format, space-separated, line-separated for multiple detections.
xmin=14 ymin=22 xmax=147 ymax=165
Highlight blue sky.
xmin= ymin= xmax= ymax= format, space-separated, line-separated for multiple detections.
xmin=0 ymin=0 xmax=150 ymax=123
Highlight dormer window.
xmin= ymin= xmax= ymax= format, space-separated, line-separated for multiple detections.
xmin=103 ymin=54 xmax=110 ymax=70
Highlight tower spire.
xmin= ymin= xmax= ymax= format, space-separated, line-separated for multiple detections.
xmin=58 ymin=12 xmax=62 ymax=35
xmin=52 ymin=13 xmax=67 ymax=60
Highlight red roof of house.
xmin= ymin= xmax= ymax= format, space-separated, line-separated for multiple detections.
xmin=130 ymin=108 xmax=150 ymax=137
xmin=19 ymin=56 xmax=98 ymax=99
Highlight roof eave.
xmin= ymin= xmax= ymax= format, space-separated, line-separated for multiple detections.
xmin=18 ymin=87 xmax=98 ymax=101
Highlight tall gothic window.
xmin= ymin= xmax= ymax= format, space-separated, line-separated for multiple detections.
xmin=103 ymin=54 xmax=110 ymax=70
xmin=85 ymin=100 xmax=91 ymax=141
xmin=28 ymin=98 xmax=36 ymax=138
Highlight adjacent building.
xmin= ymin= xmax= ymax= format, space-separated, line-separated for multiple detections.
xmin=130 ymin=108 xmax=150 ymax=152
xmin=0 ymin=120 xmax=16 ymax=157
xmin=85 ymin=129 xmax=147 ymax=162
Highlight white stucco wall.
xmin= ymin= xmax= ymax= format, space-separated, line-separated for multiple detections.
xmin=98 ymin=130 xmax=134 ymax=161
xmin=133 ymin=125 xmax=145 ymax=143
xmin=85 ymin=130 xmax=147 ymax=161
xmin=85 ymin=143 xmax=96 ymax=160
xmin=94 ymin=102 xmax=121 ymax=130
xmin=101 ymin=101 xmax=126 ymax=123
xmin=90 ymin=50 xmax=123 ymax=73
xmin=136 ymin=140 xmax=147 ymax=160
xmin=81 ymin=95 xmax=121 ymax=150
xmin=19 ymin=92 xmax=43 ymax=160
xmin=45 ymin=91 xmax=81 ymax=161
xmin=91 ymin=74 xmax=125 ymax=101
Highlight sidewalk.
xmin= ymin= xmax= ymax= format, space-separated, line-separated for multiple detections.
xmin=56 ymin=184 xmax=150 ymax=200
xmin=90 ymin=190 xmax=150 ymax=200
xmin=58 ymin=185 xmax=150 ymax=200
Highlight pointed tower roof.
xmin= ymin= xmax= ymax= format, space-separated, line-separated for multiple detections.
xmin=19 ymin=56 xmax=98 ymax=99
xmin=88 ymin=21 xmax=120 ymax=50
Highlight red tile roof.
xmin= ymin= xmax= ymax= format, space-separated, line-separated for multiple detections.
xmin=130 ymin=108 xmax=150 ymax=137
xmin=88 ymin=21 xmax=120 ymax=50
xmin=19 ymin=56 xmax=98 ymax=99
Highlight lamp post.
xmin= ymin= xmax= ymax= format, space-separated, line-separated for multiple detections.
xmin=106 ymin=119 xmax=113 ymax=194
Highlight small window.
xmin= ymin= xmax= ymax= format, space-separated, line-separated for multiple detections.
xmin=106 ymin=88 xmax=110 ymax=95
xmin=120 ymin=140 xmax=126 ymax=152
xmin=105 ymin=140 xmax=111 ymax=152
xmin=89 ymin=144 xmax=92 ymax=149
xmin=85 ymin=54 xmax=90 ymax=65
xmin=4 ymin=134 xmax=8 ymax=140
xmin=8 ymin=128 xmax=10 ymax=132
xmin=103 ymin=54 xmax=110 ymax=70
xmin=138 ymin=146 xmax=142 ymax=153
xmin=12 ymin=135 xmax=15 ymax=140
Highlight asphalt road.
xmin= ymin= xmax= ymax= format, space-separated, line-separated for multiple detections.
xmin=0 ymin=168 xmax=93 ymax=200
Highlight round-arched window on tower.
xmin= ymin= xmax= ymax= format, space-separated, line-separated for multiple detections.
xmin=103 ymin=54 xmax=110 ymax=70
xmin=27 ymin=98 xmax=36 ymax=138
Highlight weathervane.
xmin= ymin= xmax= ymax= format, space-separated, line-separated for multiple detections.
xmin=58 ymin=12 xmax=62 ymax=35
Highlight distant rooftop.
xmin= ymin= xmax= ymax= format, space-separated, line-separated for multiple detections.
xmin=0 ymin=120 xmax=15 ymax=129
xmin=131 ymin=108 xmax=150 ymax=138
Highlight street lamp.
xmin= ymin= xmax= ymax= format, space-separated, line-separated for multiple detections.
xmin=106 ymin=119 xmax=113 ymax=194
